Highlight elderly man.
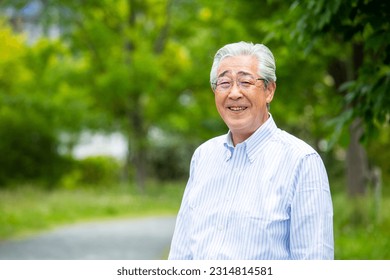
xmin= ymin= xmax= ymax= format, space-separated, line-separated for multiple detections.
xmin=168 ymin=41 xmax=334 ymax=260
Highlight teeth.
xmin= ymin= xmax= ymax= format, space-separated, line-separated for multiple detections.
xmin=229 ymin=106 xmax=246 ymax=111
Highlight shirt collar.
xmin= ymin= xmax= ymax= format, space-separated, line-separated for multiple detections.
xmin=223 ymin=114 xmax=278 ymax=163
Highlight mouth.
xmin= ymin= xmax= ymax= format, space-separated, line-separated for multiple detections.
xmin=228 ymin=106 xmax=248 ymax=112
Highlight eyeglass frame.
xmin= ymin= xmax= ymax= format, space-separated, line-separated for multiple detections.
xmin=211 ymin=76 xmax=269 ymax=93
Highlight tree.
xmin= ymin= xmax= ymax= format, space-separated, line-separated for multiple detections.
xmin=14 ymin=0 xmax=219 ymax=191
xmin=0 ymin=19 xmax=92 ymax=186
xmin=1 ymin=0 xmax=236 ymax=189
xmin=285 ymin=0 xmax=390 ymax=196
xmin=54 ymin=0 xmax=192 ymax=191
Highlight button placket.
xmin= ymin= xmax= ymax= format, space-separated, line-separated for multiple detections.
xmin=214 ymin=145 xmax=246 ymax=254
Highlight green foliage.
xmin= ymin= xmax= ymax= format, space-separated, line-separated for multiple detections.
xmin=0 ymin=0 xmax=388 ymax=261
xmin=0 ymin=103 xmax=67 ymax=187
xmin=341 ymin=65 xmax=390 ymax=140
xmin=0 ymin=20 xmax=96 ymax=187
xmin=147 ymin=134 xmax=197 ymax=181
xmin=366 ymin=125 xmax=390 ymax=184
xmin=59 ymin=156 xmax=122 ymax=189
xmin=333 ymin=191 xmax=390 ymax=259
xmin=0 ymin=0 xmax=388 ymax=195
xmin=288 ymin=0 xmax=390 ymax=141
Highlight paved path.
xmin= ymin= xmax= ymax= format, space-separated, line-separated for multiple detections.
xmin=0 ymin=216 xmax=176 ymax=260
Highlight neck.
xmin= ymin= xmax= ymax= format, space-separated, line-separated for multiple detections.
xmin=231 ymin=113 xmax=270 ymax=146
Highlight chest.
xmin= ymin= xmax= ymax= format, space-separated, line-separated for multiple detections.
xmin=189 ymin=148 xmax=295 ymax=220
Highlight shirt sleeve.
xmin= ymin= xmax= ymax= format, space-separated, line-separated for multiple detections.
xmin=289 ymin=153 xmax=334 ymax=260
xmin=168 ymin=150 xmax=198 ymax=260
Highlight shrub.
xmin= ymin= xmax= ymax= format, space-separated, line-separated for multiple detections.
xmin=59 ymin=156 xmax=121 ymax=188
xmin=0 ymin=109 xmax=67 ymax=187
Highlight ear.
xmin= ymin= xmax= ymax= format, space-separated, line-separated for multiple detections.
xmin=265 ymin=81 xmax=276 ymax=103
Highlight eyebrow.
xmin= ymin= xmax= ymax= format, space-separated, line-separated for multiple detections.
xmin=217 ymin=70 xmax=255 ymax=78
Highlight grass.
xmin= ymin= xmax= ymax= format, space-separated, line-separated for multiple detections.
xmin=0 ymin=181 xmax=185 ymax=240
xmin=1 ymin=180 xmax=389 ymax=259
xmin=333 ymin=191 xmax=390 ymax=259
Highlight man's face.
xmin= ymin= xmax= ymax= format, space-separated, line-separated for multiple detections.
xmin=214 ymin=55 xmax=275 ymax=144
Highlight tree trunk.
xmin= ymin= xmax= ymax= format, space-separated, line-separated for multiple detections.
xmin=345 ymin=43 xmax=368 ymax=196
xmin=132 ymin=111 xmax=147 ymax=193
xmin=122 ymin=0 xmax=172 ymax=192
xmin=122 ymin=0 xmax=147 ymax=193
xmin=346 ymin=118 xmax=368 ymax=196
xmin=328 ymin=43 xmax=369 ymax=197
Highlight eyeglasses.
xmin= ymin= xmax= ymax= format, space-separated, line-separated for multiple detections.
xmin=212 ymin=76 xmax=268 ymax=94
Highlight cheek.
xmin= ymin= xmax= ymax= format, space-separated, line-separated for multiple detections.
xmin=215 ymin=96 xmax=225 ymax=111
xmin=252 ymin=98 xmax=265 ymax=109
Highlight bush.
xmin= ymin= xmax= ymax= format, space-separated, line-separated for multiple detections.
xmin=0 ymin=109 xmax=67 ymax=187
xmin=59 ymin=156 xmax=122 ymax=188
xmin=148 ymin=142 xmax=195 ymax=181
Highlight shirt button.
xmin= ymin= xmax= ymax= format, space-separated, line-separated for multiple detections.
xmin=217 ymin=225 xmax=223 ymax=231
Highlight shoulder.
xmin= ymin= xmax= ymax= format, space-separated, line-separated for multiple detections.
xmin=194 ymin=134 xmax=226 ymax=154
xmin=271 ymin=130 xmax=329 ymax=186
xmin=187 ymin=134 xmax=227 ymax=176
xmin=273 ymin=129 xmax=318 ymax=157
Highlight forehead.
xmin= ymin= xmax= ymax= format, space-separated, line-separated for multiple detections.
xmin=217 ymin=55 xmax=258 ymax=77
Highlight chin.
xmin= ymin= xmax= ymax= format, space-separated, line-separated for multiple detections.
xmin=227 ymin=122 xmax=251 ymax=132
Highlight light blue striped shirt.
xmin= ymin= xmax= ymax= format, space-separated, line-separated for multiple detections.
xmin=169 ymin=115 xmax=334 ymax=260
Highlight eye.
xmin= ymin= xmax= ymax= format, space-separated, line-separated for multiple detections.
xmin=217 ymin=80 xmax=232 ymax=89
xmin=239 ymin=80 xmax=254 ymax=87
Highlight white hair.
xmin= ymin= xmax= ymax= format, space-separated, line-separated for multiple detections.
xmin=210 ymin=41 xmax=277 ymax=90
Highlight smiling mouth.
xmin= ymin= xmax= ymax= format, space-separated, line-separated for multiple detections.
xmin=228 ymin=106 xmax=247 ymax=112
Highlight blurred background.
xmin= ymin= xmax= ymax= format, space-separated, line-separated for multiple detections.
xmin=0 ymin=0 xmax=389 ymax=259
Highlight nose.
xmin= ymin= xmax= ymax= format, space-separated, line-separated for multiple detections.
xmin=228 ymin=82 xmax=243 ymax=100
